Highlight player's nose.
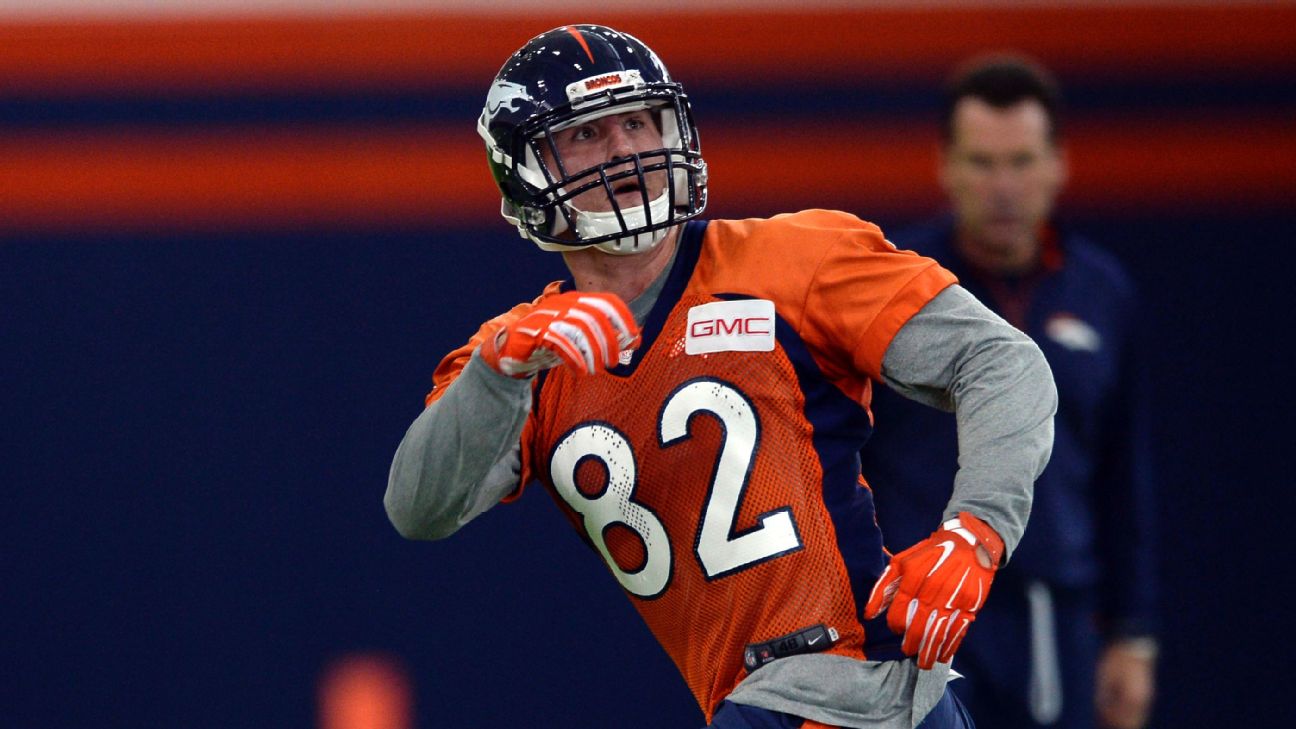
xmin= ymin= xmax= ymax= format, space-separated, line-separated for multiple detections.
xmin=604 ymin=124 xmax=638 ymax=161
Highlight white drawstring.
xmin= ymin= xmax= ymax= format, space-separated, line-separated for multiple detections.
xmin=1027 ymin=580 xmax=1063 ymax=724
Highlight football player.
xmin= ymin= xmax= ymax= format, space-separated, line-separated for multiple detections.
xmin=386 ymin=25 xmax=1056 ymax=729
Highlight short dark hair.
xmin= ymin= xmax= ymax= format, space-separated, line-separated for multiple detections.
xmin=939 ymin=54 xmax=1063 ymax=145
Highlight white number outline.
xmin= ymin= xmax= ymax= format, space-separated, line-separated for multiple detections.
xmin=550 ymin=421 xmax=673 ymax=599
xmin=660 ymin=378 xmax=803 ymax=580
xmin=548 ymin=378 xmax=802 ymax=598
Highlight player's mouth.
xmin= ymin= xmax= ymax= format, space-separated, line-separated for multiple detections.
xmin=613 ymin=180 xmax=643 ymax=196
xmin=611 ymin=181 xmax=652 ymax=207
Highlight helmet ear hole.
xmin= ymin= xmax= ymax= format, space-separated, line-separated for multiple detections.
xmin=477 ymin=24 xmax=708 ymax=253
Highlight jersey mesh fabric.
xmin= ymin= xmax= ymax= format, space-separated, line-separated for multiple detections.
xmin=427 ymin=211 xmax=960 ymax=721
xmin=530 ymin=290 xmax=868 ymax=719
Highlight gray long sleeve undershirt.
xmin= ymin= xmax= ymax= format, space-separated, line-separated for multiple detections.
xmin=879 ymin=284 xmax=1055 ymax=556
xmin=384 ymin=351 xmax=532 ymax=540
xmin=384 ymin=281 xmax=1055 ymax=728
xmin=385 ymin=283 xmax=1054 ymax=558
xmin=384 ymin=265 xmax=666 ymax=542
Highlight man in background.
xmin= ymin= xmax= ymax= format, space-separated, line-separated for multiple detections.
xmin=861 ymin=55 xmax=1157 ymax=729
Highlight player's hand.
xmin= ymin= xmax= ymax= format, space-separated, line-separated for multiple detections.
xmin=864 ymin=511 xmax=1004 ymax=669
xmin=480 ymin=291 xmax=639 ymax=378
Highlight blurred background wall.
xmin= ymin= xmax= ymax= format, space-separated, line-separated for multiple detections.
xmin=4 ymin=2 xmax=1293 ymax=727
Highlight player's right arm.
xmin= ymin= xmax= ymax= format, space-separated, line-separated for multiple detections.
xmin=384 ymin=290 xmax=638 ymax=540
xmin=385 ymin=348 xmax=533 ymax=540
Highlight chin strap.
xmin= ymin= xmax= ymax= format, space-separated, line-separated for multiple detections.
xmin=574 ymin=189 xmax=674 ymax=255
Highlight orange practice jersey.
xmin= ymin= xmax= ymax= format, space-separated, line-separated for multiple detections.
xmin=429 ymin=210 xmax=957 ymax=720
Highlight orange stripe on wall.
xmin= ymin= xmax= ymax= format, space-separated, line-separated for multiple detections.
xmin=1064 ymin=116 xmax=1296 ymax=213
xmin=3 ymin=117 xmax=1291 ymax=235
xmin=1 ymin=6 xmax=1294 ymax=93
xmin=1 ymin=125 xmax=496 ymax=232
xmin=703 ymin=116 xmax=1296 ymax=219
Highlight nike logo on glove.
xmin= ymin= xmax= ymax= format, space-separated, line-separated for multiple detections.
xmin=927 ymin=540 xmax=956 ymax=577
xmin=862 ymin=512 xmax=1005 ymax=670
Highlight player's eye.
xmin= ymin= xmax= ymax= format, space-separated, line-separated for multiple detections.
xmin=569 ymin=125 xmax=596 ymax=142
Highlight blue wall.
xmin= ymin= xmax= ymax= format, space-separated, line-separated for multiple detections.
xmin=5 ymin=208 xmax=1293 ymax=727
xmin=5 ymin=7 xmax=1296 ymax=726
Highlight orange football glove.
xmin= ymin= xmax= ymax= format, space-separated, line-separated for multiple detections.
xmin=480 ymin=291 xmax=639 ymax=378
xmin=864 ymin=511 xmax=1005 ymax=669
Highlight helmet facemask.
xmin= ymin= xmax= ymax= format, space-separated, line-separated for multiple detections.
xmin=478 ymin=37 xmax=707 ymax=255
xmin=528 ymin=97 xmax=700 ymax=255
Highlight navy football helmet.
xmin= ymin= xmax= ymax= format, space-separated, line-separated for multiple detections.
xmin=477 ymin=25 xmax=708 ymax=255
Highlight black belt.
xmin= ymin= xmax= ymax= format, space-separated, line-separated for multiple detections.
xmin=743 ymin=623 xmax=839 ymax=672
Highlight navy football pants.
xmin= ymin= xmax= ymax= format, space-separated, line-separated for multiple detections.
xmin=949 ymin=578 xmax=1100 ymax=729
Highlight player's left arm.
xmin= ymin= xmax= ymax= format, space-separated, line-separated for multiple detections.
xmin=877 ymin=284 xmax=1055 ymax=553
xmin=864 ymin=284 xmax=1057 ymax=668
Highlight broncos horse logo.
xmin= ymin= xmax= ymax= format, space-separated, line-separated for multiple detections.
xmin=484 ymin=80 xmax=535 ymax=123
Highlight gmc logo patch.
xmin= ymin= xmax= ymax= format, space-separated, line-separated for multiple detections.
xmin=685 ymin=299 xmax=776 ymax=355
